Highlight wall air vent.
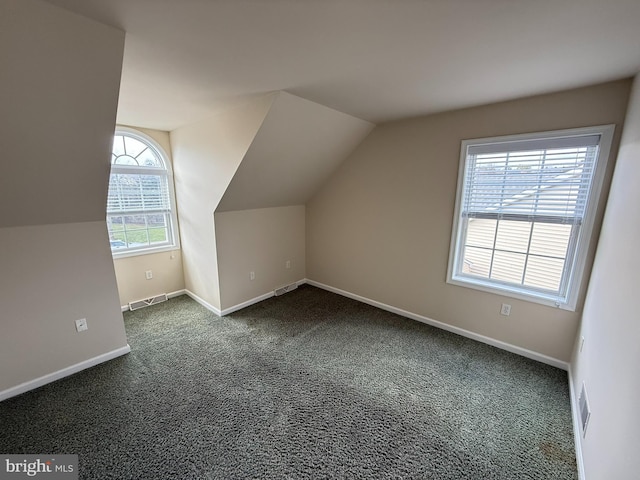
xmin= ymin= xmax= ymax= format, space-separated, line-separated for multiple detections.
xmin=578 ymin=382 xmax=591 ymax=437
xmin=275 ymin=283 xmax=298 ymax=297
xmin=129 ymin=294 xmax=168 ymax=311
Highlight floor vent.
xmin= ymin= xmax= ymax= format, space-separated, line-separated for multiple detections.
xmin=275 ymin=283 xmax=298 ymax=296
xmin=578 ymin=382 xmax=591 ymax=437
xmin=129 ymin=294 xmax=168 ymax=311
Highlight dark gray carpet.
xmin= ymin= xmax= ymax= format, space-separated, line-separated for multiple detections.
xmin=0 ymin=285 xmax=576 ymax=479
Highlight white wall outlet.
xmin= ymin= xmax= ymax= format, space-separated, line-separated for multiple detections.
xmin=145 ymin=270 xmax=153 ymax=280
xmin=500 ymin=303 xmax=511 ymax=316
xmin=285 ymin=260 xmax=291 ymax=269
xmin=75 ymin=318 xmax=88 ymax=332
xmin=580 ymin=336 xmax=585 ymax=353
xmin=250 ymin=271 xmax=255 ymax=281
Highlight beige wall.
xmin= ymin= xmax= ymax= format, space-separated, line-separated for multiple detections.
xmin=215 ymin=206 xmax=305 ymax=311
xmin=0 ymin=0 xmax=124 ymax=229
xmin=571 ymin=76 xmax=640 ymax=479
xmin=112 ymin=126 xmax=185 ymax=306
xmin=0 ymin=223 xmax=129 ymax=391
xmin=170 ymin=95 xmax=274 ymax=309
xmin=307 ymin=80 xmax=631 ymax=362
xmin=218 ymin=92 xmax=374 ymax=212
xmin=113 ymin=250 xmax=185 ymax=307
xmin=0 ymin=0 xmax=128 ymax=395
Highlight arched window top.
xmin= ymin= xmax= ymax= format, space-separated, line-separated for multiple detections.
xmin=111 ymin=131 xmax=166 ymax=169
xmin=107 ymin=128 xmax=179 ymax=256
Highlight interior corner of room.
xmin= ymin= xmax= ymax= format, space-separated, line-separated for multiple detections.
xmin=1 ymin=0 xmax=639 ymax=478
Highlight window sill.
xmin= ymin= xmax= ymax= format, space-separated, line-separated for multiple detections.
xmin=446 ymin=275 xmax=576 ymax=311
xmin=111 ymin=244 xmax=180 ymax=260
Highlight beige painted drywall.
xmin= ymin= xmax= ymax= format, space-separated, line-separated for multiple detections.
xmin=113 ymin=250 xmax=184 ymax=307
xmin=307 ymin=80 xmax=631 ymax=362
xmin=217 ymin=92 xmax=374 ymax=212
xmin=0 ymin=0 xmax=127 ymax=394
xmin=111 ymin=126 xmax=185 ymax=306
xmin=571 ymin=76 xmax=640 ymax=479
xmin=170 ymin=95 xmax=274 ymax=309
xmin=215 ymin=206 xmax=305 ymax=311
xmin=0 ymin=222 xmax=128 ymax=391
xmin=0 ymin=0 xmax=124 ymax=228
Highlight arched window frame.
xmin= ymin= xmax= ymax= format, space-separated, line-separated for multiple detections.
xmin=107 ymin=127 xmax=180 ymax=258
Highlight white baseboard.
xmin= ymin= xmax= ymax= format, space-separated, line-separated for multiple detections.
xmin=121 ymin=289 xmax=187 ymax=312
xmin=305 ymin=279 xmax=569 ymax=370
xmin=567 ymin=366 xmax=586 ymax=480
xmin=221 ymin=292 xmax=274 ymax=316
xmin=0 ymin=344 xmax=131 ymax=402
xmin=220 ymin=279 xmax=308 ymax=316
xmin=184 ymin=290 xmax=222 ymax=316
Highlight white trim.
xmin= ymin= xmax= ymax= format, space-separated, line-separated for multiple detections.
xmin=0 ymin=345 xmax=131 ymax=402
xmin=221 ymin=292 xmax=274 ymax=316
xmin=184 ymin=290 xmax=222 ymax=316
xmin=446 ymin=124 xmax=615 ymax=312
xmin=220 ymin=279 xmax=308 ymax=316
xmin=120 ymin=289 xmax=186 ymax=312
xmin=568 ymin=366 xmax=587 ymax=480
xmin=305 ymin=279 xmax=568 ymax=370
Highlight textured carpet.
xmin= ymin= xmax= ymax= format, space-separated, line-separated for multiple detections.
xmin=0 ymin=285 xmax=577 ymax=479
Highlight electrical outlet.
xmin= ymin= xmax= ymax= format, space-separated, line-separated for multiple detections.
xmin=500 ymin=303 xmax=511 ymax=316
xmin=145 ymin=270 xmax=153 ymax=280
xmin=250 ymin=271 xmax=255 ymax=281
xmin=580 ymin=336 xmax=585 ymax=353
xmin=285 ymin=260 xmax=291 ymax=269
xmin=75 ymin=318 xmax=88 ymax=332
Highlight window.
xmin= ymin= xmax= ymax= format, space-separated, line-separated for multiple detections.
xmin=447 ymin=125 xmax=614 ymax=310
xmin=107 ymin=128 xmax=179 ymax=257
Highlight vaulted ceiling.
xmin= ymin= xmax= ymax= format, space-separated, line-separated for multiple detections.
xmin=44 ymin=0 xmax=640 ymax=131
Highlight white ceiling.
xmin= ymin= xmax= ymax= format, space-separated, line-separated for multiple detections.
xmin=45 ymin=0 xmax=640 ymax=132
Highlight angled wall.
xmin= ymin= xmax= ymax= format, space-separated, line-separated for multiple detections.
xmin=217 ymin=91 xmax=374 ymax=211
xmin=0 ymin=0 xmax=128 ymax=396
xmin=170 ymin=95 xmax=275 ymax=311
xmin=307 ymin=80 xmax=631 ymax=364
xmin=214 ymin=92 xmax=373 ymax=311
xmin=570 ymin=75 xmax=640 ymax=479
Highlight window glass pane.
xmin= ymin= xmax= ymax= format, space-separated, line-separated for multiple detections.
xmin=490 ymin=251 xmax=526 ymax=284
xmin=112 ymin=135 xmax=125 ymax=157
xmin=466 ymin=219 xmax=496 ymax=248
xmin=524 ymin=256 xmax=565 ymax=291
xmin=124 ymin=215 xmax=150 ymax=246
xmin=108 ymin=130 xmax=177 ymax=255
xmin=462 ymin=246 xmax=492 ymax=277
xmin=124 ymin=136 xmax=147 ymax=158
xmin=450 ymin=126 xmax=612 ymax=308
xmin=114 ymin=155 xmax=138 ymax=166
xmin=529 ymin=223 xmax=571 ymax=257
xmin=148 ymin=214 xmax=169 ymax=244
xmin=494 ymin=220 xmax=531 ymax=253
xmin=137 ymin=148 xmax=163 ymax=168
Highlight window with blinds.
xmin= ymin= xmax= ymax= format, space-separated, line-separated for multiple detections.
xmin=107 ymin=130 xmax=179 ymax=256
xmin=447 ymin=126 xmax=614 ymax=310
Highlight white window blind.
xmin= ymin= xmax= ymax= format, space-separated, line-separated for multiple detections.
xmin=447 ymin=126 xmax=614 ymax=310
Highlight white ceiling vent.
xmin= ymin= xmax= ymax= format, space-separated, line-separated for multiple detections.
xmin=275 ymin=283 xmax=298 ymax=297
xmin=129 ymin=294 xmax=168 ymax=311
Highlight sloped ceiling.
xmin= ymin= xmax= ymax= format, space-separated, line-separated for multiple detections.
xmin=42 ymin=0 xmax=640 ymax=131
xmin=216 ymin=92 xmax=374 ymax=212
xmin=0 ymin=0 xmax=124 ymax=228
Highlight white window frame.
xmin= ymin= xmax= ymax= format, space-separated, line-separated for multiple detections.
xmin=108 ymin=127 xmax=180 ymax=258
xmin=447 ymin=125 xmax=614 ymax=310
